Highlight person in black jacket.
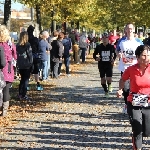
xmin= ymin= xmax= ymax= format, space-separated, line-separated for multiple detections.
xmin=93 ymin=32 xmax=116 ymax=97
xmin=27 ymin=25 xmax=43 ymax=90
xmin=16 ymin=31 xmax=33 ymax=100
xmin=51 ymin=31 xmax=64 ymax=79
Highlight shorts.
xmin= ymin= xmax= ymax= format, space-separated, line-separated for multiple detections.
xmin=99 ymin=64 xmax=113 ymax=78
xmin=32 ymin=63 xmax=39 ymax=74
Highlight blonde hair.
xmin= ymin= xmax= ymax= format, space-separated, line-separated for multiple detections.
xmin=0 ymin=25 xmax=10 ymax=42
xmin=18 ymin=31 xmax=28 ymax=45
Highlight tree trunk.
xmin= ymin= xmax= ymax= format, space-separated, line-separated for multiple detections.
xmin=36 ymin=5 xmax=41 ymax=31
xmin=3 ymin=0 xmax=11 ymax=30
xmin=76 ymin=21 xmax=79 ymax=30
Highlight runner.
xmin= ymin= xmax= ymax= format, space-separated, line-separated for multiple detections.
xmin=93 ymin=32 xmax=116 ymax=97
xmin=117 ymin=23 xmax=143 ymax=114
xmin=117 ymin=45 xmax=150 ymax=150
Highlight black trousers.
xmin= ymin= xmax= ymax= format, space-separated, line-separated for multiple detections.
xmin=127 ymin=102 xmax=150 ymax=149
xmin=19 ymin=69 xmax=31 ymax=97
xmin=3 ymin=82 xmax=11 ymax=102
xmin=121 ymin=71 xmax=129 ymax=105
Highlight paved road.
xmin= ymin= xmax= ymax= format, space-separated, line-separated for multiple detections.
xmin=0 ymin=59 xmax=150 ymax=150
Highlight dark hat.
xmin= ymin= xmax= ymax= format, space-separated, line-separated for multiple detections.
xmin=102 ymin=32 xmax=108 ymax=37
xmin=27 ymin=25 xmax=35 ymax=32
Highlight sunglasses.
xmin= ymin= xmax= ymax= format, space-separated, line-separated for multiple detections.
xmin=102 ymin=36 xmax=108 ymax=38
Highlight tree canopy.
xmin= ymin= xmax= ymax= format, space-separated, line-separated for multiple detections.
xmin=15 ymin=0 xmax=150 ymax=31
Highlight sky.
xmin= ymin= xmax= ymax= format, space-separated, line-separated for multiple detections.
xmin=12 ymin=2 xmax=25 ymax=10
xmin=0 ymin=1 xmax=25 ymax=11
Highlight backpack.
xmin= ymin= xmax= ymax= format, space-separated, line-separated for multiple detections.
xmin=16 ymin=43 xmax=33 ymax=69
xmin=79 ymin=35 xmax=87 ymax=48
xmin=0 ymin=46 xmax=6 ymax=89
xmin=0 ymin=46 xmax=6 ymax=69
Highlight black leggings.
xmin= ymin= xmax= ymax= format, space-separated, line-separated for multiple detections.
xmin=3 ymin=82 xmax=11 ymax=102
xmin=121 ymin=71 xmax=129 ymax=105
xmin=127 ymin=102 xmax=150 ymax=149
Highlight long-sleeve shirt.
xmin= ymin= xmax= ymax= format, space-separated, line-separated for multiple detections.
xmin=39 ymin=39 xmax=49 ymax=61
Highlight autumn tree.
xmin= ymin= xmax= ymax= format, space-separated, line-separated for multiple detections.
xmin=16 ymin=0 xmax=150 ymax=32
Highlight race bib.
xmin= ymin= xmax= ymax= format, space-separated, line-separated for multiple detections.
xmin=132 ymin=94 xmax=149 ymax=107
xmin=122 ymin=57 xmax=134 ymax=64
xmin=102 ymin=56 xmax=110 ymax=61
xmin=101 ymin=51 xmax=110 ymax=61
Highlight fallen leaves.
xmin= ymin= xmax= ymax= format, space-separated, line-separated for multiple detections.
xmin=0 ymin=54 xmax=95 ymax=135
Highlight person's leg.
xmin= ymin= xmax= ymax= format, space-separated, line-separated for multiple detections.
xmin=122 ymin=80 xmax=130 ymax=114
xmin=47 ymin=54 xmax=50 ymax=77
xmin=53 ymin=62 xmax=59 ymax=78
xmin=51 ymin=60 xmax=54 ymax=78
xmin=127 ymin=102 xmax=142 ymax=150
xmin=42 ymin=61 xmax=48 ymax=80
xmin=101 ymin=77 xmax=108 ymax=92
xmin=89 ymin=44 xmax=91 ymax=54
xmin=19 ymin=69 xmax=24 ymax=96
xmin=1 ymin=82 xmax=12 ymax=116
xmin=32 ymin=63 xmax=40 ymax=86
xmin=100 ymin=66 xmax=108 ymax=95
xmin=2 ymin=82 xmax=11 ymax=102
xmin=81 ymin=48 xmax=86 ymax=62
xmin=106 ymin=65 xmax=113 ymax=92
xmin=64 ymin=56 xmax=70 ymax=75
xmin=22 ymin=69 xmax=31 ymax=97
xmin=58 ymin=62 xmax=62 ymax=76
xmin=142 ymin=108 xmax=150 ymax=137
xmin=121 ymin=70 xmax=129 ymax=113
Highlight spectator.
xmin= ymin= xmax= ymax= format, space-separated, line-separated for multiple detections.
xmin=51 ymin=31 xmax=64 ymax=79
xmin=27 ymin=25 xmax=42 ymax=90
xmin=79 ymin=32 xmax=88 ymax=63
xmin=38 ymin=31 xmax=50 ymax=81
xmin=59 ymin=32 xmax=72 ymax=76
xmin=0 ymin=25 xmax=17 ymax=116
xmin=16 ymin=31 xmax=33 ymax=100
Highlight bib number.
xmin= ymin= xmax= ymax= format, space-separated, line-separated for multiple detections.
xmin=132 ymin=94 xmax=149 ymax=107
xmin=123 ymin=57 xmax=133 ymax=64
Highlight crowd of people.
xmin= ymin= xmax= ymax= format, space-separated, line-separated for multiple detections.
xmin=1 ymin=22 xmax=150 ymax=149
xmin=0 ymin=24 xmax=93 ymax=116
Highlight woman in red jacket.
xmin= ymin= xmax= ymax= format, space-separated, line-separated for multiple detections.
xmin=117 ymin=45 xmax=150 ymax=150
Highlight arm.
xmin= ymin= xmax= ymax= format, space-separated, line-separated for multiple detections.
xmin=116 ymin=67 xmax=130 ymax=98
xmin=117 ymin=41 xmax=124 ymax=58
xmin=93 ymin=45 xmax=100 ymax=61
xmin=112 ymin=46 xmax=117 ymax=61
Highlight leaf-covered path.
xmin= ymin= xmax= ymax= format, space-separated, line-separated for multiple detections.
xmin=0 ymin=58 xmax=150 ymax=150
